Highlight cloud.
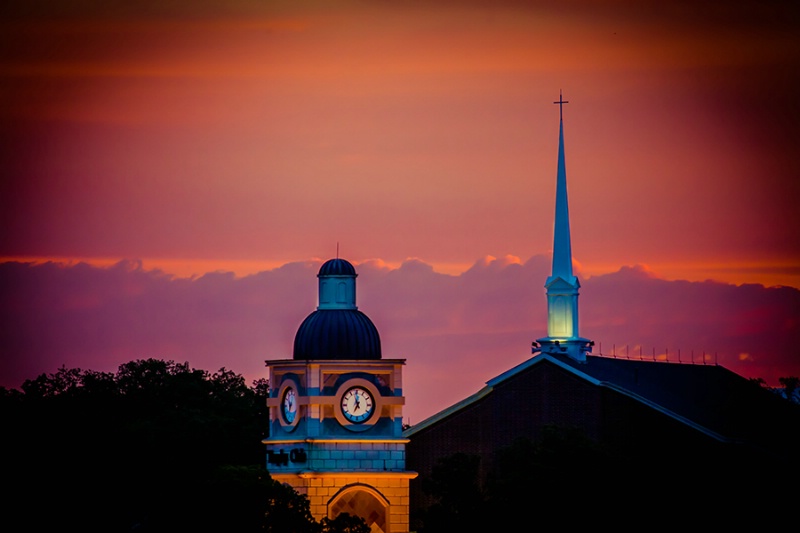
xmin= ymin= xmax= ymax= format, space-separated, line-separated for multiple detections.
xmin=2 ymin=257 xmax=798 ymax=424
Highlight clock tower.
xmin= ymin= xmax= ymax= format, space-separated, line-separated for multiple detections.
xmin=264 ymin=258 xmax=415 ymax=533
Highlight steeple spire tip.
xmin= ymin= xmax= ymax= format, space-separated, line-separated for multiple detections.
xmin=553 ymin=90 xmax=569 ymax=121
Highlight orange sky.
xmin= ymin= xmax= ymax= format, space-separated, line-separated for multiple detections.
xmin=2 ymin=1 xmax=799 ymax=289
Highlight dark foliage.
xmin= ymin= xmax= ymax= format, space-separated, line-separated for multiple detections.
xmin=2 ymin=359 xmax=367 ymax=533
xmin=320 ymin=513 xmax=372 ymax=533
xmin=413 ymin=423 xmax=799 ymax=531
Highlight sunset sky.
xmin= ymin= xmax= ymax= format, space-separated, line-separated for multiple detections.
xmin=2 ymin=1 xmax=799 ymax=424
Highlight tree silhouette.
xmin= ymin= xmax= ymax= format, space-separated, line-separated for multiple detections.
xmin=1 ymin=359 xmax=367 ymax=532
xmin=320 ymin=513 xmax=372 ymax=533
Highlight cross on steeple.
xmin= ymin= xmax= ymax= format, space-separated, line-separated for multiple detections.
xmin=553 ymin=90 xmax=569 ymax=121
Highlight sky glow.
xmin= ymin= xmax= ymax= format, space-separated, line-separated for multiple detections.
xmin=1 ymin=1 xmax=799 ymax=423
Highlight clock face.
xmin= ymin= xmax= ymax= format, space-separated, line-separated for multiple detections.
xmin=340 ymin=386 xmax=374 ymax=424
xmin=282 ymin=387 xmax=297 ymax=424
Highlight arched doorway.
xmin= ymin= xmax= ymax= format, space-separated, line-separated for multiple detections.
xmin=328 ymin=484 xmax=389 ymax=533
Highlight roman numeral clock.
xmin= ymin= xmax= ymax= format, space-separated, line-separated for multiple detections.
xmin=263 ymin=258 xmax=416 ymax=533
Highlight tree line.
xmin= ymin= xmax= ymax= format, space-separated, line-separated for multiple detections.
xmin=3 ymin=359 xmax=798 ymax=531
xmin=1 ymin=359 xmax=368 ymax=533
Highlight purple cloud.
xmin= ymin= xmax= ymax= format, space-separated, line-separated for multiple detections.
xmin=1 ymin=257 xmax=798 ymax=425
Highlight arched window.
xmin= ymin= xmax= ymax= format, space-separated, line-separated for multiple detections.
xmin=328 ymin=484 xmax=389 ymax=533
xmin=320 ymin=281 xmax=330 ymax=304
xmin=336 ymin=281 xmax=347 ymax=303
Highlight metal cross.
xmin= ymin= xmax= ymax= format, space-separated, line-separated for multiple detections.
xmin=553 ymin=91 xmax=569 ymax=120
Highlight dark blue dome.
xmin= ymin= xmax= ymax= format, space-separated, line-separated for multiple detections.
xmin=319 ymin=258 xmax=356 ymax=277
xmin=293 ymin=309 xmax=382 ymax=360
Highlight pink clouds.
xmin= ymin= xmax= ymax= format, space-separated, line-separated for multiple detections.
xmin=2 ymin=257 xmax=798 ymax=425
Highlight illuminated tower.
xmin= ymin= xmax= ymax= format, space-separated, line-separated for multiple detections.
xmin=264 ymin=258 xmax=415 ymax=533
xmin=533 ymin=93 xmax=594 ymax=361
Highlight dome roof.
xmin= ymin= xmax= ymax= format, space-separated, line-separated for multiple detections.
xmin=318 ymin=258 xmax=356 ymax=277
xmin=293 ymin=309 xmax=382 ymax=360
xmin=292 ymin=257 xmax=382 ymax=360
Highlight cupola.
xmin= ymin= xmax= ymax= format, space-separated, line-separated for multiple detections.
xmin=293 ymin=258 xmax=382 ymax=360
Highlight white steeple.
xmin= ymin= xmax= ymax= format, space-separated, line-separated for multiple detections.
xmin=533 ymin=92 xmax=593 ymax=362
xmin=550 ymin=93 xmax=575 ymax=286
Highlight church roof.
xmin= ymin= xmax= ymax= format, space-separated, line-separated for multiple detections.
xmin=405 ymin=353 xmax=799 ymax=457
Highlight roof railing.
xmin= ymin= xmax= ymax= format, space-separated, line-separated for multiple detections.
xmin=592 ymin=342 xmax=719 ymax=365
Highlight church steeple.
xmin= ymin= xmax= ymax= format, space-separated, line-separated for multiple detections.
xmin=550 ymin=92 xmax=575 ymax=284
xmin=533 ymin=92 xmax=593 ymax=362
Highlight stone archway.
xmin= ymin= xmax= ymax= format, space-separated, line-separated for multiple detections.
xmin=328 ymin=483 xmax=389 ymax=533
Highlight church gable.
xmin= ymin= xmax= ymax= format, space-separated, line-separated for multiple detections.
xmin=405 ymin=355 xmax=755 ymax=515
xmin=407 ymin=356 xmax=725 ymax=462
